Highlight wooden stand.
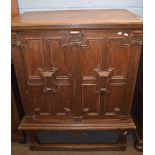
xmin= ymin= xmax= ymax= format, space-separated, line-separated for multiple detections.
xmin=27 ymin=130 xmax=128 ymax=151
xmin=135 ymin=125 xmax=143 ymax=151
xmin=19 ymin=117 xmax=135 ymax=151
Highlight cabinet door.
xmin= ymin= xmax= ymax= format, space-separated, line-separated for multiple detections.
xmin=15 ymin=31 xmax=73 ymax=117
xmin=78 ymin=30 xmax=134 ymax=118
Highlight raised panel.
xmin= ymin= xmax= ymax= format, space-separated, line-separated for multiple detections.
xmin=69 ymin=46 xmax=82 ymax=117
xmin=22 ymin=38 xmax=43 ymax=77
xmin=55 ymin=86 xmax=72 ymax=116
xmin=82 ymin=40 xmax=102 ymax=76
xmin=29 ymin=85 xmax=53 ymax=115
xmin=107 ymin=39 xmax=131 ymax=77
xmin=82 ymin=85 xmax=100 ymax=116
xmin=46 ymin=38 xmax=69 ymax=75
xmin=105 ymin=85 xmax=125 ymax=113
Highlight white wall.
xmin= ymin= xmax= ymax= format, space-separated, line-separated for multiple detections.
xmin=18 ymin=0 xmax=143 ymax=17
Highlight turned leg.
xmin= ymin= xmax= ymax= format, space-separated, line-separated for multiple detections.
xmin=135 ymin=139 xmax=143 ymax=151
xmin=135 ymin=129 xmax=143 ymax=151
xmin=115 ymin=130 xmax=128 ymax=151
xmin=27 ymin=131 xmax=39 ymax=150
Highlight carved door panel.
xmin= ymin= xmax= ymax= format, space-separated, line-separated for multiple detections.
xmin=13 ymin=30 xmax=134 ymax=120
xmin=19 ymin=31 xmax=72 ymax=117
xmin=79 ymin=31 xmax=131 ymax=118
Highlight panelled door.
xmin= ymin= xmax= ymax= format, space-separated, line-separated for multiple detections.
xmin=12 ymin=30 xmax=132 ymax=120
xmin=68 ymin=30 xmax=131 ymax=119
xmin=18 ymin=31 xmax=73 ymax=117
xmin=79 ymin=31 xmax=131 ymax=119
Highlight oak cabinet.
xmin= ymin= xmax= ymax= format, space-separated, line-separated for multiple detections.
xmin=11 ymin=9 xmax=143 ymax=150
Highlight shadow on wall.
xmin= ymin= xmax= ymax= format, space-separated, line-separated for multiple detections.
xmin=18 ymin=0 xmax=143 ymax=17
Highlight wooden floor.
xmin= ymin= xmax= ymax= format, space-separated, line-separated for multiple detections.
xmin=11 ymin=134 xmax=142 ymax=155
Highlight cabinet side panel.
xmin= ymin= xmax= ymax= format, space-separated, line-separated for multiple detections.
xmin=12 ymin=33 xmax=32 ymax=115
xmin=123 ymin=43 xmax=142 ymax=114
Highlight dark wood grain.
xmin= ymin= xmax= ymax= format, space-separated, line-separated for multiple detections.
xmin=11 ymin=9 xmax=143 ymax=150
xmin=11 ymin=65 xmax=25 ymax=143
xmin=11 ymin=88 xmax=24 ymax=142
xmin=11 ymin=0 xmax=25 ymax=143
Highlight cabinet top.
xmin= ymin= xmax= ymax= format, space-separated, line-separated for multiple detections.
xmin=12 ymin=9 xmax=143 ymax=30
